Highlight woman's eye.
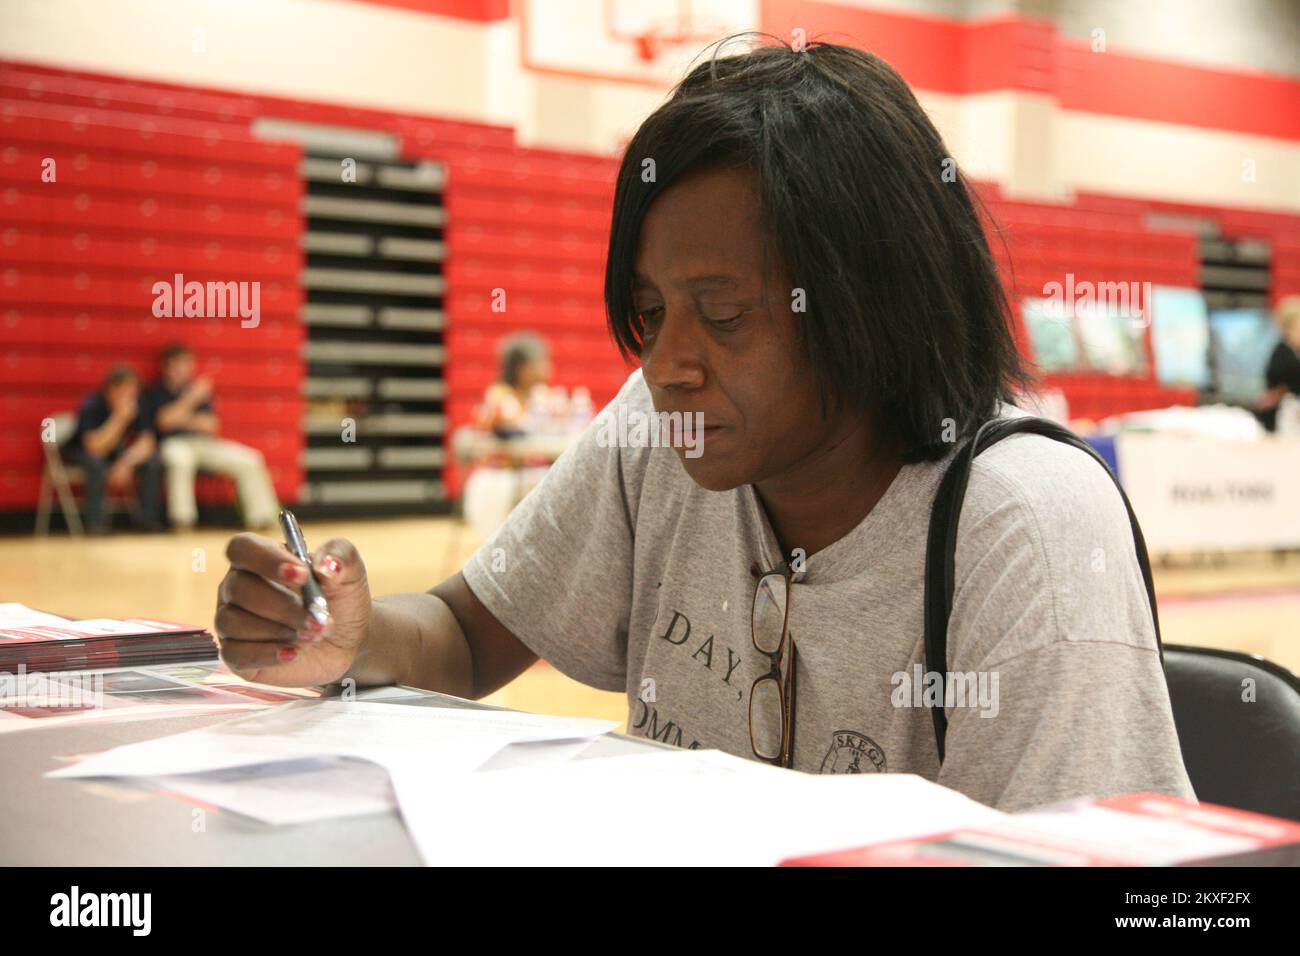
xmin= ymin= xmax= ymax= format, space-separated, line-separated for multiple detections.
xmin=636 ymin=305 xmax=746 ymax=336
xmin=705 ymin=311 xmax=747 ymax=331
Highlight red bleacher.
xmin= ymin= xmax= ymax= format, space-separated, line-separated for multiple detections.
xmin=0 ymin=64 xmax=306 ymax=512
xmin=2 ymin=58 xmax=1299 ymax=515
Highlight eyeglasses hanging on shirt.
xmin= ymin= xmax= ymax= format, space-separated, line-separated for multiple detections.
xmin=750 ymin=560 xmax=798 ymax=769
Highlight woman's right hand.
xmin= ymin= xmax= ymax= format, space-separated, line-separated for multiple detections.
xmin=215 ymin=533 xmax=373 ymax=687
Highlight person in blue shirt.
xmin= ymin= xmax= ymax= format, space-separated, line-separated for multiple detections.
xmin=143 ymin=343 xmax=278 ymax=530
xmin=69 ymin=365 xmax=164 ymax=533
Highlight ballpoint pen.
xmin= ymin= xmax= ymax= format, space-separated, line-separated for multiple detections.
xmin=278 ymin=508 xmax=330 ymax=629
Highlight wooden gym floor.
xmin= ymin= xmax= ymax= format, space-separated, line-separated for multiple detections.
xmin=2 ymin=517 xmax=1297 ymax=735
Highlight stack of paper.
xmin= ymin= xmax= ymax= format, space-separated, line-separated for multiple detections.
xmin=48 ymin=699 xmax=618 ymax=825
xmin=142 ymin=739 xmax=602 ymax=825
xmin=388 ymin=748 xmax=1007 ymax=866
xmin=0 ymin=603 xmax=215 ymax=672
xmin=49 ymin=697 xmax=1008 ymax=861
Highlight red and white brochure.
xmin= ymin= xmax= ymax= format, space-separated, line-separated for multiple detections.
xmin=780 ymin=793 xmax=1300 ymax=867
xmin=0 ymin=603 xmax=214 ymax=672
xmin=0 ymin=618 xmax=192 ymax=642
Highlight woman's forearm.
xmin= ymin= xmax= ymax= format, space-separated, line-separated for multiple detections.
xmin=346 ymin=593 xmax=476 ymax=698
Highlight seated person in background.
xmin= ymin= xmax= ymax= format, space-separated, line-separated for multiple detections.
xmin=474 ymin=332 xmax=553 ymax=438
xmin=463 ymin=332 xmax=556 ymax=534
xmin=69 ymin=365 xmax=163 ymax=534
xmin=1258 ymin=295 xmax=1300 ymax=432
xmin=145 ymin=343 xmax=278 ymax=530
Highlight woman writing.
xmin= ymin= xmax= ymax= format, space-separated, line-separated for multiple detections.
xmin=213 ymin=39 xmax=1193 ymax=812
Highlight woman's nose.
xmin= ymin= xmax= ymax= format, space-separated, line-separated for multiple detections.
xmin=642 ymin=311 xmax=706 ymax=392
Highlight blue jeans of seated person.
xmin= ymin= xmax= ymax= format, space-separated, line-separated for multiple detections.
xmin=70 ymin=449 xmax=163 ymax=532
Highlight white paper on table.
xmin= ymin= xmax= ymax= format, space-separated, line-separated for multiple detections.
xmin=145 ymin=756 xmax=398 ymax=825
xmin=475 ymin=737 xmax=600 ymax=772
xmin=0 ymin=699 xmax=266 ymax=735
xmin=0 ymin=603 xmax=69 ymax=627
xmin=389 ymin=748 xmax=1006 ymax=866
xmin=350 ymin=686 xmax=429 ymax=702
xmin=141 ymin=736 xmax=605 ymax=825
xmin=47 ymin=699 xmax=618 ymax=779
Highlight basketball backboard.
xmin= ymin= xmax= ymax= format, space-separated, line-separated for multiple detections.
xmin=521 ymin=0 xmax=760 ymax=86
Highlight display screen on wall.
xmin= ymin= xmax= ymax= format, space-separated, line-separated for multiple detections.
xmin=1209 ymin=308 xmax=1281 ymax=403
xmin=1074 ymin=299 xmax=1148 ymax=375
xmin=1022 ymin=298 xmax=1080 ymax=372
xmin=1149 ymin=286 xmax=1211 ymax=388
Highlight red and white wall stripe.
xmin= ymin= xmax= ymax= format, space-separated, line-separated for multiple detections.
xmin=0 ymin=0 xmax=1297 ymax=511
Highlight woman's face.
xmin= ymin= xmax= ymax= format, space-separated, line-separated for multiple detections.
xmin=518 ymin=356 xmax=551 ymax=392
xmin=633 ymin=165 xmax=851 ymax=492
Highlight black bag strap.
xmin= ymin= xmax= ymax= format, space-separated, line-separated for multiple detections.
xmin=922 ymin=416 xmax=1163 ymax=764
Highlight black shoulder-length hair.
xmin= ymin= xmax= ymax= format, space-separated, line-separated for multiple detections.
xmin=604 ymin=36 xmax=1033 ymax=462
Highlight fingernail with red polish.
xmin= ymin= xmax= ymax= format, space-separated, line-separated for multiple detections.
xmin=319 ymin=555 xmax=342 ymax=578
xmin=278 ymin=563 xmax=302 ymax=584
xmin=279 ymin=646 xmax=298 ymax=663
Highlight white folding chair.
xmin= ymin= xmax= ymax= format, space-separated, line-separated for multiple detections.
xmin=34 ymin=412 xmax=84 ymax=536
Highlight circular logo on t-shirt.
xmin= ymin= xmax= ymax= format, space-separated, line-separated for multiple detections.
xmin=820 ymin=730 xmax=887 ymax=773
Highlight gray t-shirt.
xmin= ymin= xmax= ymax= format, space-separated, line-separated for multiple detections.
xmin=463 ymin=369 xmax=1196 ymax=813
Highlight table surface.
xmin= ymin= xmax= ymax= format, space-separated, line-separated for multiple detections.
xmin=0 ymin=685 xmax=668 ymax=866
